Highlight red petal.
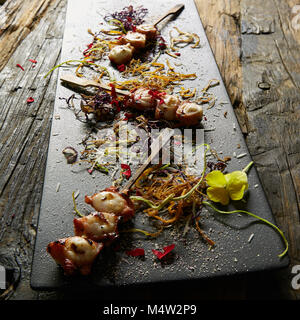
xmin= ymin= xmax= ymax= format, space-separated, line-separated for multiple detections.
xmin=126 ymin=248 xmax=145 ymax=257
xmin=109 ymin=84 xmax=117 ymax=99
xmin=121 ymin=163 xmax=130 ymax=170
xmin=29 ymin=59 xmax=37 ymax=64
xmin=124 ymin=112 xmax=133 ymax=118
xmin=122 ymin=169 xmax=131 ymax=179
xmin=121 ymin=164 xmax=131 ymax=179
xmin=16 ymin=64 xmax=24 ymax=71
xmin=27 ymin=97 xmax=34 ymax=103
xmin=152 ymin=244 xmax=175 ymax=259
xmin=117 ymin=64 xmax=126 ymax=72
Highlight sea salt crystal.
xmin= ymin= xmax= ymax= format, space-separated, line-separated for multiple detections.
xmin=248 ymin=233 xmax=255 ymax=243
xmin=236 ymin=153 xmax=247 ymax=159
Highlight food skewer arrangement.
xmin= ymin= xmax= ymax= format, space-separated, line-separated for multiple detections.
xmin=108 ymin=4 xmax=184 ymax=65
xmin=47 ymin=129 xmax=174 ymax=275
xmin=61 ymin=73 xmax=204 ymax=126
xmin=45 ymin=3 xmax=288 ymax=278
xmin=47 ymin=186 xmax=135 ymax=275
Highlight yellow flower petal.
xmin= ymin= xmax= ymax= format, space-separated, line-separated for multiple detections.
xmin=225 ymin=171 xmax=248 ymax=201
xmin=207 ymin=187 xmax=230 ymax=206
xmin=205 ymin=170 xmax=227 ymax=188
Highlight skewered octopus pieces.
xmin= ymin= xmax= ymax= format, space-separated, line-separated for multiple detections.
xmin=108 ymin=25 xmax=157 ymax=65
xmin=47 ymin=187 xmax=135 ymax=275
xmin=155 ymin=94 xmax=181 ymax=121
xmin=120 ymin=31 xmax=147 ymax=49
xmin=108 ymin=43 xmax=134 ymax=65
xmin=175 ymin=101 xmax=203 ymax=126
xmin=85 ymin=186 xmax=135 ymax=221
xmin=126 ymin=88 xmax=204 ymax=126
xmin=46 ymin=236 xmax=103 ymax=276
xmin=74 ymin=212 xmax=120 ymax=243
xmin=129 ymin=87 xmax=159 ymax=110
xmin=106 ymin=25 xmax=204 ymax=126
xmin=135 ymin=24 xmax=158 ymax=39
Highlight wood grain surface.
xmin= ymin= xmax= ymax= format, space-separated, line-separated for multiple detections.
xmin=0 ymin=0 xmax=299 ymax=300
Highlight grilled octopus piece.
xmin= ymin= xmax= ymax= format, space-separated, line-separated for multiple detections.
xmin=85 ymin=186 xmax=135 ymax=221
xmin=46 ymin=236 xmax=103 ymax=276
xmin=155 ymin=94 xmax=181 ymax=121
xmin=108 ymin=43 xmax=134 ymax=65
xmin=176 ymin=101 xmax=203 ymax=126
xmin=127 ymin=87 xmax=159 ymax=111
xmin=119 ymin=31 xmax=146 ymax=49
xmin=135 ymin=24 xmax=158 ymax=40
xmin=74 ymin=212 xmax=120 ymax=243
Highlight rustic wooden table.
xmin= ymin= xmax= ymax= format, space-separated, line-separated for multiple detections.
xmin=0 ymin=0 xmax=299 ymax=300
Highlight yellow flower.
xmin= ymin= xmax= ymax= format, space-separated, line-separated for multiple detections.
xmin=205 ymin=170 xmax=249 ymax=205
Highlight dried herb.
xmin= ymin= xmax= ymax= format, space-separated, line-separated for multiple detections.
xmin=104 ymin=5 xmax=148 ymax=32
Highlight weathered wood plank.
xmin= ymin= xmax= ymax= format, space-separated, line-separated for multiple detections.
xmin=0 ymin=0 xmax=59 ymax=72
xmin=0 ymin=0 xmax=299 ymax=300
xmin=0 ymin=0 xmax=66 ymax=300
xmin=240 ymin=0 xmax=300 ymax=299
xmin=194 ymin=0 xmax=250 ymax=134
xmin=195 ymin=0 xmax=300 ymax=300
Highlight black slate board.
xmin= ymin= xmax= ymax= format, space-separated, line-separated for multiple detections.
xmin=31 ymin=0 xmax=289 ymax=290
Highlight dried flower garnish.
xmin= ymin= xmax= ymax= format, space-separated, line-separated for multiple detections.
xmin=152 ymin=244 xmax=175 ymax=259
xmin=27 ymin=97 xmax=34 ymax=103
xmin=121 ymin=163 xmax=131 ymax=179
xmin=117 ymin=64 xmax=126 ymax=72
xmin=104 ymin=5 xmax=148 ymax=32
xmin=126 ymin=248 xmax=145 ymax=257
xmin=16 ymin=64 xmax=24 ymax=71
xmin=148 ymin=89 xmax=166 ymax=105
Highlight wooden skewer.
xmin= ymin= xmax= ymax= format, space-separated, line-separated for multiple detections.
xmin=60 ymin=73 xmax=130 ymax=96
xmin=121 ymin=127 xmax=174 ymax=194
xmin=153 ymin=4 xmax=185 ymax=27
